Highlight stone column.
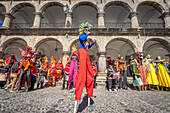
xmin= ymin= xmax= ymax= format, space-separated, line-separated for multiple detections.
xmin=160 ymin=12 xmax=170 ymax=28
xmin=98 ymin=11 xmax=105 ymax=28
xmin=65 ymin=12 xmax=72 ymax=27
xmin=129 ymin=12 xmax=139 ymax=28
xmin=2 ymin=13 xmax=14 ymax=28
xmin=32 ymin=12 xmax=43 ymax=28
xmin=97 ymin=52 xmax=107 ymax=73
xmin=62 ymin=51 xmax=70 ymax=68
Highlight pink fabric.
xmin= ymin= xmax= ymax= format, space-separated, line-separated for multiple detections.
xmin=140 ymin=65 xmax=147 ymax=85
xmin=68 ymin=59 xmax=78 ymax=87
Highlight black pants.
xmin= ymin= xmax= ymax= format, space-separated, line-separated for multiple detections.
xmin=62 ymin=74 xmax=68 ymax=89
xmin=37 ymin=82 xmax=44 ymax=88
xmin=93 ymin=74 xmax=97 ymax=88
xmin=119 ymin=71 xmax=128 ymax=88
xmin=30 ymin=74 xmax=36 ymax=90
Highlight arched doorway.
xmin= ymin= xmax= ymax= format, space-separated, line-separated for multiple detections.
xmin=10 ymin=3 xmax=35 ymax=28
xmin=137 ymin=1 xmax=164 ymax=28
xmin=1 ymin=38 xmax=27 ymax=60
xmin=40 ymin=2 xmax=65 ymax=28
xmin=70 ymin=39 xmax=99 ymax=62
xmin=0 ymin=4 xmax=6 ymax=28
xmin=143 ymin=38 xmax=170 ymax=61
xmin=104 ymin=1 xmax=131 ymax=28
xmin=34 ymin=38 xmax=63 ymax=62
xmin=105 ymin=38 xmax=137 ymax=63
xmin=72 ymin=2 xmax=98 ymax=28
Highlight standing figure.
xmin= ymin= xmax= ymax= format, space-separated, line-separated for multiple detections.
xmin=16 ymin=46 xmax=37 ymax=92
xmin=0 ymin=59 xmax=7 ymax=88
xmin=117 ymin=56 xmax=128 ymax=90
xmin=30 ymin=62 xmax=37 ymax=90
xmin=47 ymin=56 xmax=57 ymax=87
xmin=68 ymin=44 xmax=78 ymax=91
xmin=130 ymin=56 xmax=143 ymax=91
xmin=62 ymin=57 xmax=71 ymax=90
xmin=145 ymin=55 xmax=159 ymax=90
xmin=92 ymin=62 xmax=98 ymax=89
xmin=56 ymin=58 xmax=63 ymax=81
xmin=106 ymin=55 xmax=114 ymax=69
xmin=138 ymin=54 xmax=147 ymax=90
xmin=155 ymin=56 xmax=170 ymax=90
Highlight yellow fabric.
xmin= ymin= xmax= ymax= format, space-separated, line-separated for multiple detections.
xmin=146 ymin=63 xmax=159 ymax=85
xmin=157 ymin=63 xmax=170 ymax=87
xmin=24 ymin=59 xmax=30 ymax=71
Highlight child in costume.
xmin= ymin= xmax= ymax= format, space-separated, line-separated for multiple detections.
xmin=68 ymin=44 xmax=78 ymax=91
xmin=130 ymin=56 xmax=143 ymax=91
xmin=117 ymin=56 xmax=128 ymax=90
xmin=74 ymin=22 xmax=96 ymax=112
xmin=30 ymin=62 xmax=37 ymax=90
xmin=92 ymin=62 xmax=98 ymax=88
xmin=155 ymin=56 xmax=170 ymax=90
xmin=47 ymin=56 xmax=57 ymax=87
xmin=62 ymin=57 xmax=70 ymax=90
xmin=137 ymin=53 xmax=147 ymax=91
xmin=16 ymin=46 xmax=37 ymax=92
xmin=145 ymin=55 xmax=159 ymax=90
xmin=56 ymin=57 xmax=63 ymax=81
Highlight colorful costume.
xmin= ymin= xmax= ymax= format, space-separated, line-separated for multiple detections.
xmin=117 ymin=57 xmax=128 ymax=89
xmin=155 ymin=57 xmax=170 ymax=88
xmin=68 ymin=44 xmax=78 ymax=88
xmin=145 ymin=55 xmax=159 ymax=86
xmin=75 ymin=22 xmax=94 ymax=100
xmin=130 ymin=57 xmax=143 ymax=87
xmin=62 ymin=57 xmax=70 ymax=89
xmin=16 ymin=46 xmax=37 ymax=92
xmin=47 ymin=56 xmax=57 ymax=87
xmin=138 ymin=54 xmax=147 ymax=86
xmin=56 ymin=58 xmax=63 ymax=80
xmin=92 ymin=63 xmax=98 ymax=88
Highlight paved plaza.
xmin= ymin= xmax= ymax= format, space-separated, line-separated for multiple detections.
xmin=0 ymin=85 xmax=170 ymax=113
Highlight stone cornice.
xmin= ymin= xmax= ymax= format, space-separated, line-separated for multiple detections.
xmin=62 ymin=51 xmax=71 ymax=55
xmin=97 ymin=52 xmax=107 ymax=55
xmin=0 ymin=28 xmax=169 ymax=36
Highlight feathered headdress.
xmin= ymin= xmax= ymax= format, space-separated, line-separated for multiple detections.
xmin=58 ymin=57 xmax=62 ymax=62
xmin=42 ymin=56 xmax=48 ymax=63
xmin=67 ymin=57 xmax=71 ymax=62
xmin=118 ymin=54 xmax=121 ymax=59
xmin=107 ymin=55 xmax=111 ymax=58
xmin=71 ymin=44 xmax=77 ymax=52
xmin=79 ymin=22 xmax=92 ymax=34
xmin=51 ymin=56 xmax=56 ymax=63
xmin=26 ymin=46 xmax=32 ymax=50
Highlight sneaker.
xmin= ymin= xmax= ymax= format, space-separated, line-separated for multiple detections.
xmin=16 ymin=90 xmax=19 ymax=93
xmin=114 ymin=89 xmax=118 ymax=92
xmin=109 ymin=89 xmax=112 ymax=92
xmin=4 ymin=87 xmax=8 ymax=90
xmin=10 ymin=90 xmax=15 ymax=93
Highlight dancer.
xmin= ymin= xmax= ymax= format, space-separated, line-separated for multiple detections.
xmin=56 ymin=57 xmax=63 ymax=81
xmin=155 ymin=56 xmax=170 ymax=90
xmin=68 ymin=44 xmax=78 ymax=91
xmin=16 ymin=46 xmax=37 ymax=92
xmin=137 ymin=53 xmax=147 ymax=90
xmin=117 ymin=56 xmax=128 ymax=90
xmin=130 ymin=56 xmax=143 ymax=91
xmin=74 ymin=22 xmax=96 ymax=113
xmin=62 ymin=57 xmax=70 ymax=90
xmin=145 ymin=55 xmax=159 ymax=90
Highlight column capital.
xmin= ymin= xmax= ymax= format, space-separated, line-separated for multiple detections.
xmin=33 ymin=12 xmax=43 ymax=18
xmin=160 ymin=12 xmax=170 ymax=18
xmin=97 ymin=11 xmax=105 ymax=17
xmin=97 ymin=51 xmax=107 ymax=56
xmin=5 ymin=13 xmax=15 ymax=19
xmin=128 ymin=12 xmax=138 ymax=19
xmin=62 ymin=51 xmax=70 ymax=55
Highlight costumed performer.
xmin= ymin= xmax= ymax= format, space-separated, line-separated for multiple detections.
xmin=56 ymin=57 xmax=63 ymax=81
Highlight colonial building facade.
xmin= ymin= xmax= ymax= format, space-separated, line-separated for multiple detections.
xmin=0 ymin=0 xmax=170 ymax=74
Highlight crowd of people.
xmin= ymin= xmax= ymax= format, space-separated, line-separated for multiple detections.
xmin=0 ymin=44 xmax=98 ymax=93
xmin=106 ymin=54 xmax=170 ymax=92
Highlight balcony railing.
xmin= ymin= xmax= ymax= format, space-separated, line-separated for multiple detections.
xmin=105 ymin=22 xmax=131 ymax=28
xmin=139 ymin=23 xmax=164 ymax=28
xmin=72 ymin=23 xmax=98 ymax=28
xmin=10 ymin=23 xmax=33 ymax=28
xmin=40 ymin=23 xmax=65 ymax=28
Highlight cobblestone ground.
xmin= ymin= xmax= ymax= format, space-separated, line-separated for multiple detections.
xmin=0 ymin=86 xmax=170 ymax=113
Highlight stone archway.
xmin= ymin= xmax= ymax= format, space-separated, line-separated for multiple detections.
xmin=40 ymin=2 xmax=65 ymax=28
xmin=10 ymin=3 xmax=35 ymax=28
xmin=1 ymin=38 xmax=27 ymax=60
xmin=105 ymin=38 xmax=137 ymax=62
xmin=71 ymin=1 xmax=99 ymax=28
xmin=34 ymin=38 xmax=63 ymax=62
xmin=143 ymin=38 xmax=170 ymax=60
xmin=137 ymin=1 xmax=165 ymax=28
